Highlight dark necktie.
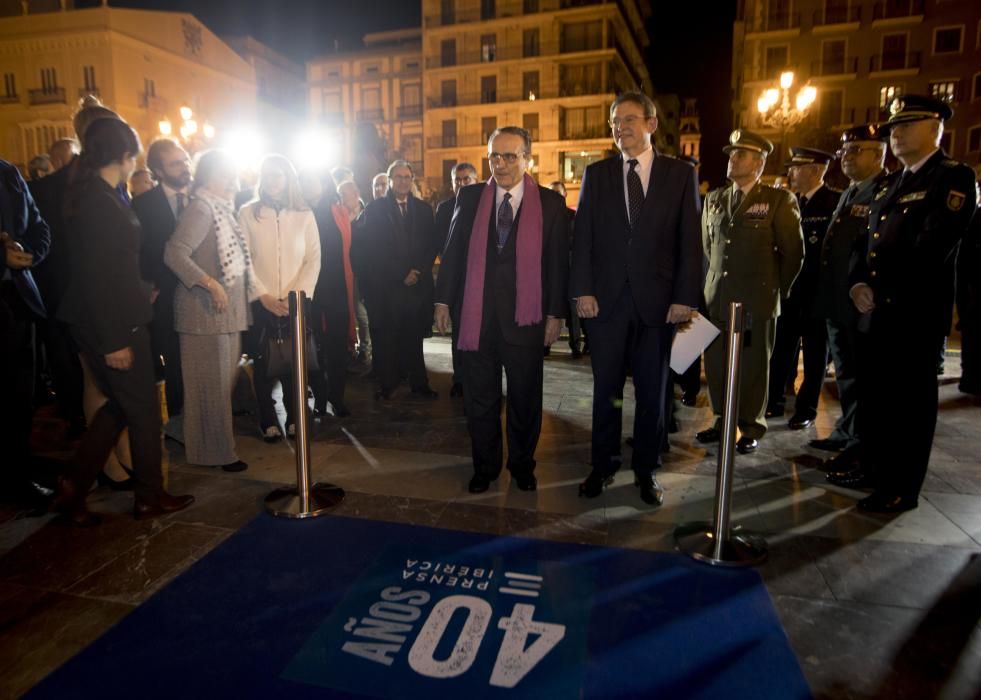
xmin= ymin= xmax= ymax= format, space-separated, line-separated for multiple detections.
xmin=627 ymin=159 xmax=643 ymax=227
xmin=399 ymin=200 xmax=408 ymax=218
xmin=898 ymin=170 xmax=911 ymax=189
xmin=497 ymin=193 xmax=513 ymax=250
xmin=732 ymin=188 xmax=743 ymax=212
xmin=800 ymin=195 xmax=809 ymax=210
xmin=176 ymin=192 xmax=186 ymax=217
xmin=842 ymin=185 xmax=858 ymax=207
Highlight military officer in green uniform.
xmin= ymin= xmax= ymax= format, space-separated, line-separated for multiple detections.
xmin=767 ymin=147 xmax=840 ymax=428
xmin=840 ymin=95 xmax=977 ymax=513
xmin=696 ymin=130 xmax=804 ymax=453
xmin=811 ymin=125 xmax=888 ymax=460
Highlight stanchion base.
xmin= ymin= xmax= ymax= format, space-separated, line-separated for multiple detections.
xmin=264 ymin=482 xmax=345 ymax=519
xmin=674 ymin=521 xmax=768 ymax=567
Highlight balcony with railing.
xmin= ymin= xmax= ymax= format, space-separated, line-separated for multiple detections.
xmin=559 ymin=124 xmax=609 ymax=140
xmin=745 ymin=12 xmax=801 ymax=34
xmin=28 ymin=87 xmax=66 ymax=105
xmin=424 ymin=0 xmax=612 ymax=28
xmin=812 ymin=5 xmax=861 ymax=27
xmin=357 ymin=108 xmax=385 ymax=122
xmin=426 ymin=82 xmax=610 ymax=109
xmin=872 ymin=0 xmax=924 ymax=22
xmin=810 ymin=56 xmax=859 ymax=77
xmin=0 ymin=93 xmax=19 ymax=105
xmin=869 ymin=51 xmax=921 ymax=73
xmin=398 ymin=105 xmax=423 ymax=119
xmin=426 ymin=39 xmax=612 ymax=69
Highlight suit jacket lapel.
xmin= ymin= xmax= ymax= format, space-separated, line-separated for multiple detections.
xmin=636 ymin=155 xmax=666 ymax=229
xmin=611 ymin=156 xmax=630 ymax=232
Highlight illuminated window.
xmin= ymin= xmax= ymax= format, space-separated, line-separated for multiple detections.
xmin=930 ymin=81 xmax=958 ymax=104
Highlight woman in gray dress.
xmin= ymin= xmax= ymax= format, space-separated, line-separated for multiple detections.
xmin=164 ymin=150 xmax=255 ymax=472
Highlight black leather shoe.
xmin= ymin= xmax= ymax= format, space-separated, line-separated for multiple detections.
xmin=695 ymin=427 xmax=720 ymax=444
xmin=468 ymin=474 xmax=491 ymax=494
xmin=411 ymin=387 xmax=438 ymax=399
xmin=578 ymin=471 xmax=613 ymax=498
xmin=133 ymin=492 xmax=195 ymax=520
xmin=857 ymin=492 xmax=918 ymax=513
xmin=514 ymin=473 xmax=537 ymax=492
xmin=221 ymin=460 xmax=248 ymax=473
xmin=736 ymin=436 xmax=758 ymax=454
xmin=449 ymin=383 xmax=464 ymax=398
xmin=826 ymin=469 xmax=875 ymax=489
xmin=635 ymin=474 xmax=664 ymax=506
xmin=765 ymin=406 xmax=784 ymax=419
xmin=809 ymin=437 xmax=848 ymax=452
xmin=680 ymin=392 xmax=698 ymax=407
xmin=788 ymin=415 xmax=815 ymax=430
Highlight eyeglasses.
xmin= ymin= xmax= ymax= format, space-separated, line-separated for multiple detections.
xmin=390 ymin=174 xmax=414 ymax=181
xmin=488 ymin=152 xmax=525 ymax=164
xmin=836 ymin=146 xmax=879 ymax=158
xmin=609 ymin=115 xmax=648 ymax=129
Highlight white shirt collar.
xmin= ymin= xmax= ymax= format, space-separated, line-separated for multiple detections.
xmin=623 ymin=145 xmax=654 ymax=170
xmin=496 ymin=177 xmax=525 ymax=212
xmin=732 ymin=179 xmax=757 ymax=197
xmin=906 ymin=149 xmax=939 ymax=175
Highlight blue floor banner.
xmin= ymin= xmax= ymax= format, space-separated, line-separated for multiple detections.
xmin=28 ymin=514 xmax=810 ymax=699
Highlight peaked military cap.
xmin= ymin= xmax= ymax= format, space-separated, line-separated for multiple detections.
xmin=786 ymin=147 xmax=835 ymax=166
xmin=723 ymin=129 xmax=773 ymax=156
xmin=841 ymin=123 xmax=887 ymax=143
xmin=886 ymin=94 xmax=953 ymax=126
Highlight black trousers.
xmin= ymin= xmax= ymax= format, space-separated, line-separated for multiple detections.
xmin=567 ymin=298 xmax=583 ymax=351
xmin=150 ymin=288 xmax=183 ymax=417
xmin=826 ymin=318 xmax=860 ymax=445
xmin=66 ymin=325 xmax=163 ymax=501
xmin=311 ymin=305 xmax=349 ymax=411
xmin=450 ymin=307 xmax=463 ymax=387
xmin=0 ymin=282 xmax=37 ymax=493
xmin=375 ymin=309 xmax=428 ymax=393
xmin=769 ymin=305 xmax=828 ymax=418
xmin=586 ymin=286 xmax=674 ymax=477
xmin=38 ymin=317 xmax=84 ymax=424
xmin=858 ymin=317 xmax=937 ymax=500
xmin=461 ymin=327 xmax=543 ymax=479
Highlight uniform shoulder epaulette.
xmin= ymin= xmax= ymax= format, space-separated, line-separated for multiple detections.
xmin=758 ymin=182 xmax=777 ymax=193
xmin=941 ymin=159 xmax=960 ymax=167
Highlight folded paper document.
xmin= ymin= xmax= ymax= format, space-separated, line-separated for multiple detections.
xmin=670 ymin=314 xmax=721 ymax=374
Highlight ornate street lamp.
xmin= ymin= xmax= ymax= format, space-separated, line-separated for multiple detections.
xmin=756 ymin=71 xmax=817 ymax=160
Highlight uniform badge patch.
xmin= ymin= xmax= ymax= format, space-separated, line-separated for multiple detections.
xmin=849 ymin=204 xmax=870 ymax=218
xmin=947 ymin=190 xmax=966 ymax=211
xmin=898 ymin=191 xmax=926 ymax=204
xmin=874 ymin=189 xmax=888 ymax=200
xmin=808 ymin=235 xmax=818 ymax=244
xmin=744 ymin=202 xmax=769 ymax=219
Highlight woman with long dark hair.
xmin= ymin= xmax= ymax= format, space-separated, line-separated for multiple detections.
xmin=240 ymin=155 xmax=321 ymax=440
xmin=53 ymin=118 xmax=194 ymax=525
xmin=165 ymin=150 xmax=255 ymax=472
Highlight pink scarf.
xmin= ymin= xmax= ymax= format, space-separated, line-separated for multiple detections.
xmin=458 ymin=174 xmax=543 ymax=351
xmin=329 ymin=203 xmax=358 ymax=350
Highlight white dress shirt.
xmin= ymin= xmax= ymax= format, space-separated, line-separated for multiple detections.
xmin=496 ymin=177 xmax=525 ymax=215
xmin=621 ymin=145 xmax=654 ymax=218
xmin=904 ymin=148 xmax=939 ymax=176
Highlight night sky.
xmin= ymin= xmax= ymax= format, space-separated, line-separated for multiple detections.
xmin=99 ymin=0 xmax=736 ymax=185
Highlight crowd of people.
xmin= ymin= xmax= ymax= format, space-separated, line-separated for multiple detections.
xmin=1 ymin=90 xmax=979 ymax=525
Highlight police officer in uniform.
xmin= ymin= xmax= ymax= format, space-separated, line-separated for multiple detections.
xmin=811 ymin=125 xmax=888 ymax=456
xmin=956 ymin=176 xmax=981 ymax=397
xmin=836 ymin=96 xmax=977 ymax=513
xmin=696 ymin=130 xmax=804 ymax=453
xmin=767 ymin=148 xmax=840 ymax=428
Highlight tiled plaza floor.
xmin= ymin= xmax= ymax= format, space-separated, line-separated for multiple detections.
xmin=1 ymin=337 xmax=980 ymax=699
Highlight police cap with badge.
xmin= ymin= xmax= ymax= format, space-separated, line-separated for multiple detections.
xmin=840 ymin=123 xmax=888 ymax=144
xmin=884 ymin=94 xmax=953 ymax=128
xmin=723 ymin=130 xmax=773 ymax=156
xmin=785 ymin=147 xmax=834 ymax=167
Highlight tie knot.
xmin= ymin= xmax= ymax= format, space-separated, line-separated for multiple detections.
xmin=503 ymin=192 xmax=511 ymax=202
xmin=628 ymin=159 xmax=639 ymax=171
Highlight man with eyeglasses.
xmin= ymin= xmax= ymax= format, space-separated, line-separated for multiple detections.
xmin=811 ymin=125 xmax=888 ymax=463
xmin=695 ymin=130 xmax=804 ymax=455
xmin=571 ymin=91 xmax=702 ymax=505
xmin=435 ymin=127 xmax=568 ymax=494
xmin=132 ymin=137 xmax=193 ymax=424
xmin=434 ymin=162 xmax=479 ymax=398
xmin=766 ymin=147 xmax=840 ymax=429
xmin=358 ymin=160 xmax=440 ymax=401
xmin=834 ymin=95 xmax=976 ymax=513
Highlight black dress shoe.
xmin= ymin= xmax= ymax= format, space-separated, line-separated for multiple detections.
xmin=788 ymin=415 xmax=815 ymax=430
xmin=449 ymin=383 xmax=464 ymax=398
xmin=468 ymin=474 xmax=491 ymax=494
xmin=857 ymin=492 xmax=918 ymax=513
xmin=765 ymin=406 xmax=784 ymax=419
xmin=826 ymin=469 xmax=875 ymax=489
xmin=680 ymin=392 xmax=698 ymax=407
xmin=695 ymin=427 xmax=720 ymax=444
xmin=809 ymin=437 xmax=848 ymax=452
xmin=221 ymin=460 xmax=248 ymax=473
xmin=514 ymin=473 xmax=537 ymax=491
xmin=133 ymin=492 xmax=195 ymax=520
xmin=411 ymin=387 xmax=438 ymax=399
xmin=578 ymin=471 xmax=613 ymax=498
xmin=634 ymin=474 xmax=664 ymax=506
xmin=736 ymin=436 xmax=758 ymax=454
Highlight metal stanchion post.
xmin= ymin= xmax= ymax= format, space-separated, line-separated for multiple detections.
xmin=675 ymin=302 xmax=768 ymax=566
xmin=265 ymin=291 xmax=345 ymax=518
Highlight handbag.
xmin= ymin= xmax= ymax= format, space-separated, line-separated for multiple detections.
xmin=263 ymin=318 xmax=320 ymax=377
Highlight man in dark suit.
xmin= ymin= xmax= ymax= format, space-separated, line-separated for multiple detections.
xmin=767 ymin=148 xmax=840 ymax=429
xmin=1 ymin=159 xmax=50 ymax=504
xmin=548 ymin=180 xmax=581 ymax=358
xmin=131 ymin=138 xmax=192 ymax=421
xmin=357 ymin=160 xmax=440 ymax=400
xmin=840 ymin=95 xmax=977 ymax=513
xmin=434 ymin=162 xmax=478 ymax=398
xmin=571 ymin=92 xmax=702 ymax=505
xmin=435 ymin=126 xmax=568 ymax=494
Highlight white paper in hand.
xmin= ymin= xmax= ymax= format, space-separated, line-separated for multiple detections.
xmin=670 ymin=314 xmax=721 ymax=374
